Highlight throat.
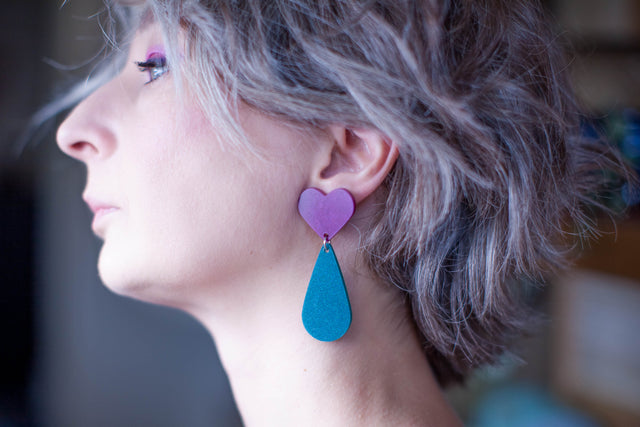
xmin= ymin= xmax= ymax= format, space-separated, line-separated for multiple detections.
xmin=197 ymin=304 xmax=461 ymax=427
xmin=184 ymin=244 xmax=461 ymax=426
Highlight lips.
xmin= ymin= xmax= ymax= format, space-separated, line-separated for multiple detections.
xmin=83 ymin=195 xmax=120 ymax=234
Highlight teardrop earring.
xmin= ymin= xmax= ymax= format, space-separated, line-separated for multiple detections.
xmin=297 ymin=188 xmax=355 ymax=342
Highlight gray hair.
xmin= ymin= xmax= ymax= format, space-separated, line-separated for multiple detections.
xmin=61 ymin=0 xmax=626 ymax=385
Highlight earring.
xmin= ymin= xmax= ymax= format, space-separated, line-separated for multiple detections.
xmin=298 ymin=188 xmax=355 ymax=341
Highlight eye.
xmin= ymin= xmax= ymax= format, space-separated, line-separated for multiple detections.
xmin=136 ymin=53 xmax=169 ymax=84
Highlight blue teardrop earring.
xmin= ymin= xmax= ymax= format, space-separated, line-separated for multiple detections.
xmin=297 ymin=188 xmax=355 ymax=341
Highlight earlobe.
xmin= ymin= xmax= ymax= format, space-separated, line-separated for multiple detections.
xmin=313 ymin=126 xmax=399 ymax=204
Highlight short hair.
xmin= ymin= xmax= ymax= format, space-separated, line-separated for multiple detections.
xmin=75 ymin=0 xmax=625 ymax=385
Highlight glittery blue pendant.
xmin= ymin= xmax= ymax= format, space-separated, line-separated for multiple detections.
xmin=302 ymin=243 xmax=352 ymax=342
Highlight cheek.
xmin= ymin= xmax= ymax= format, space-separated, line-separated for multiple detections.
xmin=98 ymin=102 xmax=314 ymax=294
xmin=105 ymin=139 xmax=275 ymax=283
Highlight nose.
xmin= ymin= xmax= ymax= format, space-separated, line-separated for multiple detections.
xmin=56 ymin=79 xmax=118 ymax=162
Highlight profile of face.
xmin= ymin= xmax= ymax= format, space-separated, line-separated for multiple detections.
xmin=56 ymin=23 xmax=320 ymax=309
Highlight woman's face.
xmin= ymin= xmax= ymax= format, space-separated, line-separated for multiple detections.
xmin=56 ymin=23 xmax=317 ymax=307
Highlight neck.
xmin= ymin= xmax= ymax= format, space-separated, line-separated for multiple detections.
xmin=186 ymin=239 xmax=461 ymax=426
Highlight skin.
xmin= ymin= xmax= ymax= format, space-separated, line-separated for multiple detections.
xmin=56 ymin=23 xmax=462 ymax=426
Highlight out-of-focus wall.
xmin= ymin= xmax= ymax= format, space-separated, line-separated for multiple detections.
xmin=552 ymin=0 xmax=640 ymax=111
xmin=1 ymin=1 xmax=49 ymax=423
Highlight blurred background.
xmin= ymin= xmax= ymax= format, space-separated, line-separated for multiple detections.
xmin=1 ymin=0 xmax=639 ymax=426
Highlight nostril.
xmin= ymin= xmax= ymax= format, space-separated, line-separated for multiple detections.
xmin=66 ymin=141 xmax=99 ymax=159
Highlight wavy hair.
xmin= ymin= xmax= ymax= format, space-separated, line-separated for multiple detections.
xmin=70 ymin=0 xmax=624 ymax=385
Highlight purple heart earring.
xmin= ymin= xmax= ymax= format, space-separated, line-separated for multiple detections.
xmin=298 ymin=188 xmax=355 ymax=341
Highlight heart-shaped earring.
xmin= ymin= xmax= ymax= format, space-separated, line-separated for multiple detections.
xmin=298 ymin=188 xmax=355 ymax=342
xmin=298 ymin=188 xmax=355 ymax=240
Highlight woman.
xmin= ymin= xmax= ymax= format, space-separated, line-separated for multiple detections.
xmin=55 ymin=0 xmax=620 ymax=425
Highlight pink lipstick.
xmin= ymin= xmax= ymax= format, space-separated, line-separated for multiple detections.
xmin=84 ymin=196 xmax=119 ymax=234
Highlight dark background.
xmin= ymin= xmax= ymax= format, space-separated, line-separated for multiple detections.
xmin=1 ymin=1 xmax=241 ymax=426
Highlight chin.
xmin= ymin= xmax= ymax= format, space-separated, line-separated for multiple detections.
xmin=96 ymin=242 xmax=157 ymax=300
xmin=98 ymin=255 xmax=148 ymax=297
xmin=96 ymin=242 xmax=194 ymax=309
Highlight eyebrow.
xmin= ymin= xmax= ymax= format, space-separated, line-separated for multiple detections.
xmin=137 ymin=6 xmax=155 ymax=30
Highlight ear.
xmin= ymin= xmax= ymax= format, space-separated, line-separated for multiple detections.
xmin=310 ymin=126 xmax=399 ymax=203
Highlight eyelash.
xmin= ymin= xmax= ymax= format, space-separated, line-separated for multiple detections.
xmin=136 ymin=55 xmax=169 ymax=84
